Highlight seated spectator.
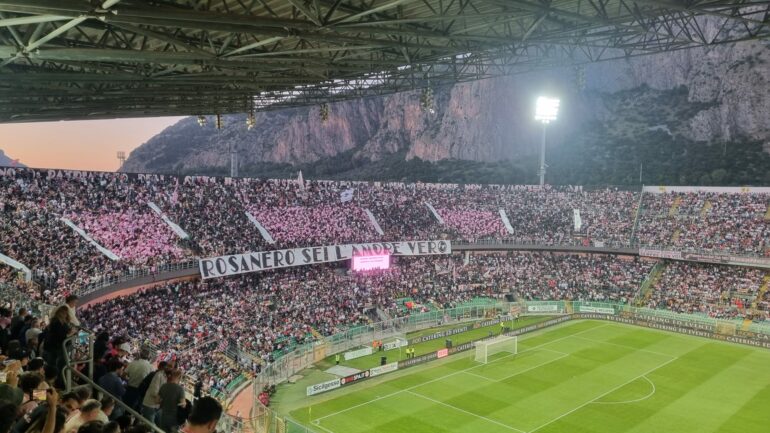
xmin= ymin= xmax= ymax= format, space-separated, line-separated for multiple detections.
xmin=64 ymin=400 xmax=102 ymax=433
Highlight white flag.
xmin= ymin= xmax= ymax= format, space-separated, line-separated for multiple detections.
xmin=340 ymin=188 xmax=354 ymax=203
xmin=573 ymin=209 xmax=582 ymax=232
xmin=297 ymin=171 xmax=305 ymax=190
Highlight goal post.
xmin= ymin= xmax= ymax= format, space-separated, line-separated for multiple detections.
xmin=474 ymin=335 xmax=517 ymax=364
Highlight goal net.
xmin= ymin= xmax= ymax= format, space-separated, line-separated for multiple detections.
xmin=474 ymin=335 xmax=517 ymax=364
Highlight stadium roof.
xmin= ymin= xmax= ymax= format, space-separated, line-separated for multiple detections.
xmin=0 ymin=0 xmax=768 ymax=122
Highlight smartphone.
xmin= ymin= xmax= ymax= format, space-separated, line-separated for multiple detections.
xmin=33 ymin=389 xmax=47 ymax=401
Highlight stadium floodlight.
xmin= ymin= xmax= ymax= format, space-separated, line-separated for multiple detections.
xmin=535 ymin=96 xmax=560 ymax=124
xmin=534 ymin=96 xmax=560 ymax=186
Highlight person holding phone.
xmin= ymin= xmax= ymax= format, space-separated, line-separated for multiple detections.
xmin=18 ymin=372 xmax=45 ymax=416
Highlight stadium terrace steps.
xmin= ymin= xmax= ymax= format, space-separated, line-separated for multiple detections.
xmin=752 ymin=276 xmax=770 ymax=310
xmin=765 ymin=204 xmax=770 ymax=221
xmin=309 ymin=327 xmax=325 ymax=340
xmin=741 ymin=318 xmax=753 ymax=331
xmin=668 ymin=196 xmax=682 ymax=216
xmin=700 ymin=200 xmax=712 ymax=217
xmin=635 ymin=261 xmax=666 ymax=306
xmin=671 ymin=229 xmax=681 ymax=243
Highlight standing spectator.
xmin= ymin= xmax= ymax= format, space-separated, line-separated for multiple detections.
xmin=124 ymin=348 xmax=153 ymax=410
xmin=0 ymin=307 xmax=11 ymax=354
xmin=10 ymin=308 xmax=29 ymax=340
xmin=157 ymin=369 xmax=186 ymax=433
xmin=97 ymin=359 xmax=126 ymax=418
xmin=93 ymin=333 xmax=109 ymax=363
xmin=50 ymin=296 xmax=80 ymax=328
xmin=140 ymin=362 xmax=168 ymax=424
xmin=43 ymin=306 xmax=74 ymax=378
xmin=180 ymin=397 xmax=222 ymax=433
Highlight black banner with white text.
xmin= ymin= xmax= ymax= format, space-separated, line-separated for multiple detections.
xmin=199 ymin=240 xmax=452 ymax=279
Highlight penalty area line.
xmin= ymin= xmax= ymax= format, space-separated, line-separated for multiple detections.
xmin=313 ymin=322 xmax=609 ymax=423
xmin=528 ymin=356 xmax=678 ymax=433
xmin=591 ymin=375 xmax=656 ymax=405
xmin=406 ymin=390 xmax=527 ymax=433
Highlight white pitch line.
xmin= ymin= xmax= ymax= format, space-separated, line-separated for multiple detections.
xmin=462 ymin=370 xmax=496 ymax=381
xmin=571 ymin=335 xmax=678 ymax=359
xmin=314 ymin=323 xmax=609 ymax=423
xmin=462 ymin=350 xmax=570 ymax=382
xmin=494 ymin=352 xmax=570 ymax=382
xmin=591 ymin=375 xmax=657 ymax=405
xmin=406 ymin=390 xmax=527 ymax=433
xmin=312 ymin=419 xmax=336 ymax=433
xmin=527 ymin=356 xmax=679 ymax=433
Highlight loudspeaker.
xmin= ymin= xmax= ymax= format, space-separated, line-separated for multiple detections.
xmin=380 ymin=356 xmax=387 ymax=366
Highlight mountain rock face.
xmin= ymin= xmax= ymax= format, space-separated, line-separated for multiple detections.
xmin=0 ymin=149 xmax=24 ymax=167
xmin=122 ymin=39 xmax=770 ymax=184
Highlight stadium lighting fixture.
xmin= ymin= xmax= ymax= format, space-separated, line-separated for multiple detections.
xmin=534 ymin=96 xmax=560 ymax=186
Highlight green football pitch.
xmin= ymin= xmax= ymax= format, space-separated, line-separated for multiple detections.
xmin=290 ymin=320 xmax=770 ymax=433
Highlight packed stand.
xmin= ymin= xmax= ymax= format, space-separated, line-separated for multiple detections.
xmin=3 ymin=167 xmax=770 ymax=306
xmin=436 ymin=208 xmax=507 ymax=240
xmin=68 ymin=211 xmax=184 ymax=266
xmin=248 ymin=205 xmax=378 ymax=247
xmin=636 ymin=192 xmax=770 ymax=255
xmin=0 ymin=173 xmax=131 ymax=303
xmin=80 ymin=252 xmax=652 ymax=385
xmin=647 ymin=261 xmax=769 ymax=319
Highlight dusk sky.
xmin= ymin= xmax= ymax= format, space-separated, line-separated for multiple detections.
xmin=0 ymin=116 xmax=185 ymax=172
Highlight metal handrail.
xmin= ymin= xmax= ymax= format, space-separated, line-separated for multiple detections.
xmin=61 ymin=331 xmax=165 ymax=433
xmin=74 ymin=259 xmax=199 ymax=296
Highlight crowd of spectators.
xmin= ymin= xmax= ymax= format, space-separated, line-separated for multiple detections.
xmin=0 ymin=168 xmax=767 ymax=305
xmin=637 ymin=191 xmax=770 ymax=255
xmin=79 ymin=252 xmax=652 ymax=387
xmin=1 ymin=295 xmax=224 ymax=433
xmin=647 ymin=261 xmax=769 ymax=319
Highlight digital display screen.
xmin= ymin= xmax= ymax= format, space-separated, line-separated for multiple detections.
xmin=352 ymin=254 xmax=390 ymax=271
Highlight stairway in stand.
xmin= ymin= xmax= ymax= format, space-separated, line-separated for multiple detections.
xmin=668 ymin=196 xmax=682 ymax=216
xmin=700 ymin=200 xmax=712 ymax=217
xmin=309 ymin=326 xmax=324 ymax=341
xmin=635 ymin=261 xmax=667 ymax=306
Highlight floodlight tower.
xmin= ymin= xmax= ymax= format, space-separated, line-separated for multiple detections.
xmin=534 ymin=96 xmax=560 ymax=186
xmin=117 ymin=151 xmax=126 ymax=169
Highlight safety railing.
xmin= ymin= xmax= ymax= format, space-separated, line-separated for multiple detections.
xmin=0 ymin=282 xmax=55 ymax=317
xmin=73 ymin=259 xmax=199 ymax=296
xmin=62 ymin=330 xmax=165 ymax=433
xmin=452 ymin=238 xmax=635 ymax=250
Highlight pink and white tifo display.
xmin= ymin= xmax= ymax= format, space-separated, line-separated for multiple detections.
xmin=352 ymin=253 xmax=391 ymax=271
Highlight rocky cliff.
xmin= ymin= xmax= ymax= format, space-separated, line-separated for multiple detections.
xmin=122 ymin=39 xmax=770 ymax=185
